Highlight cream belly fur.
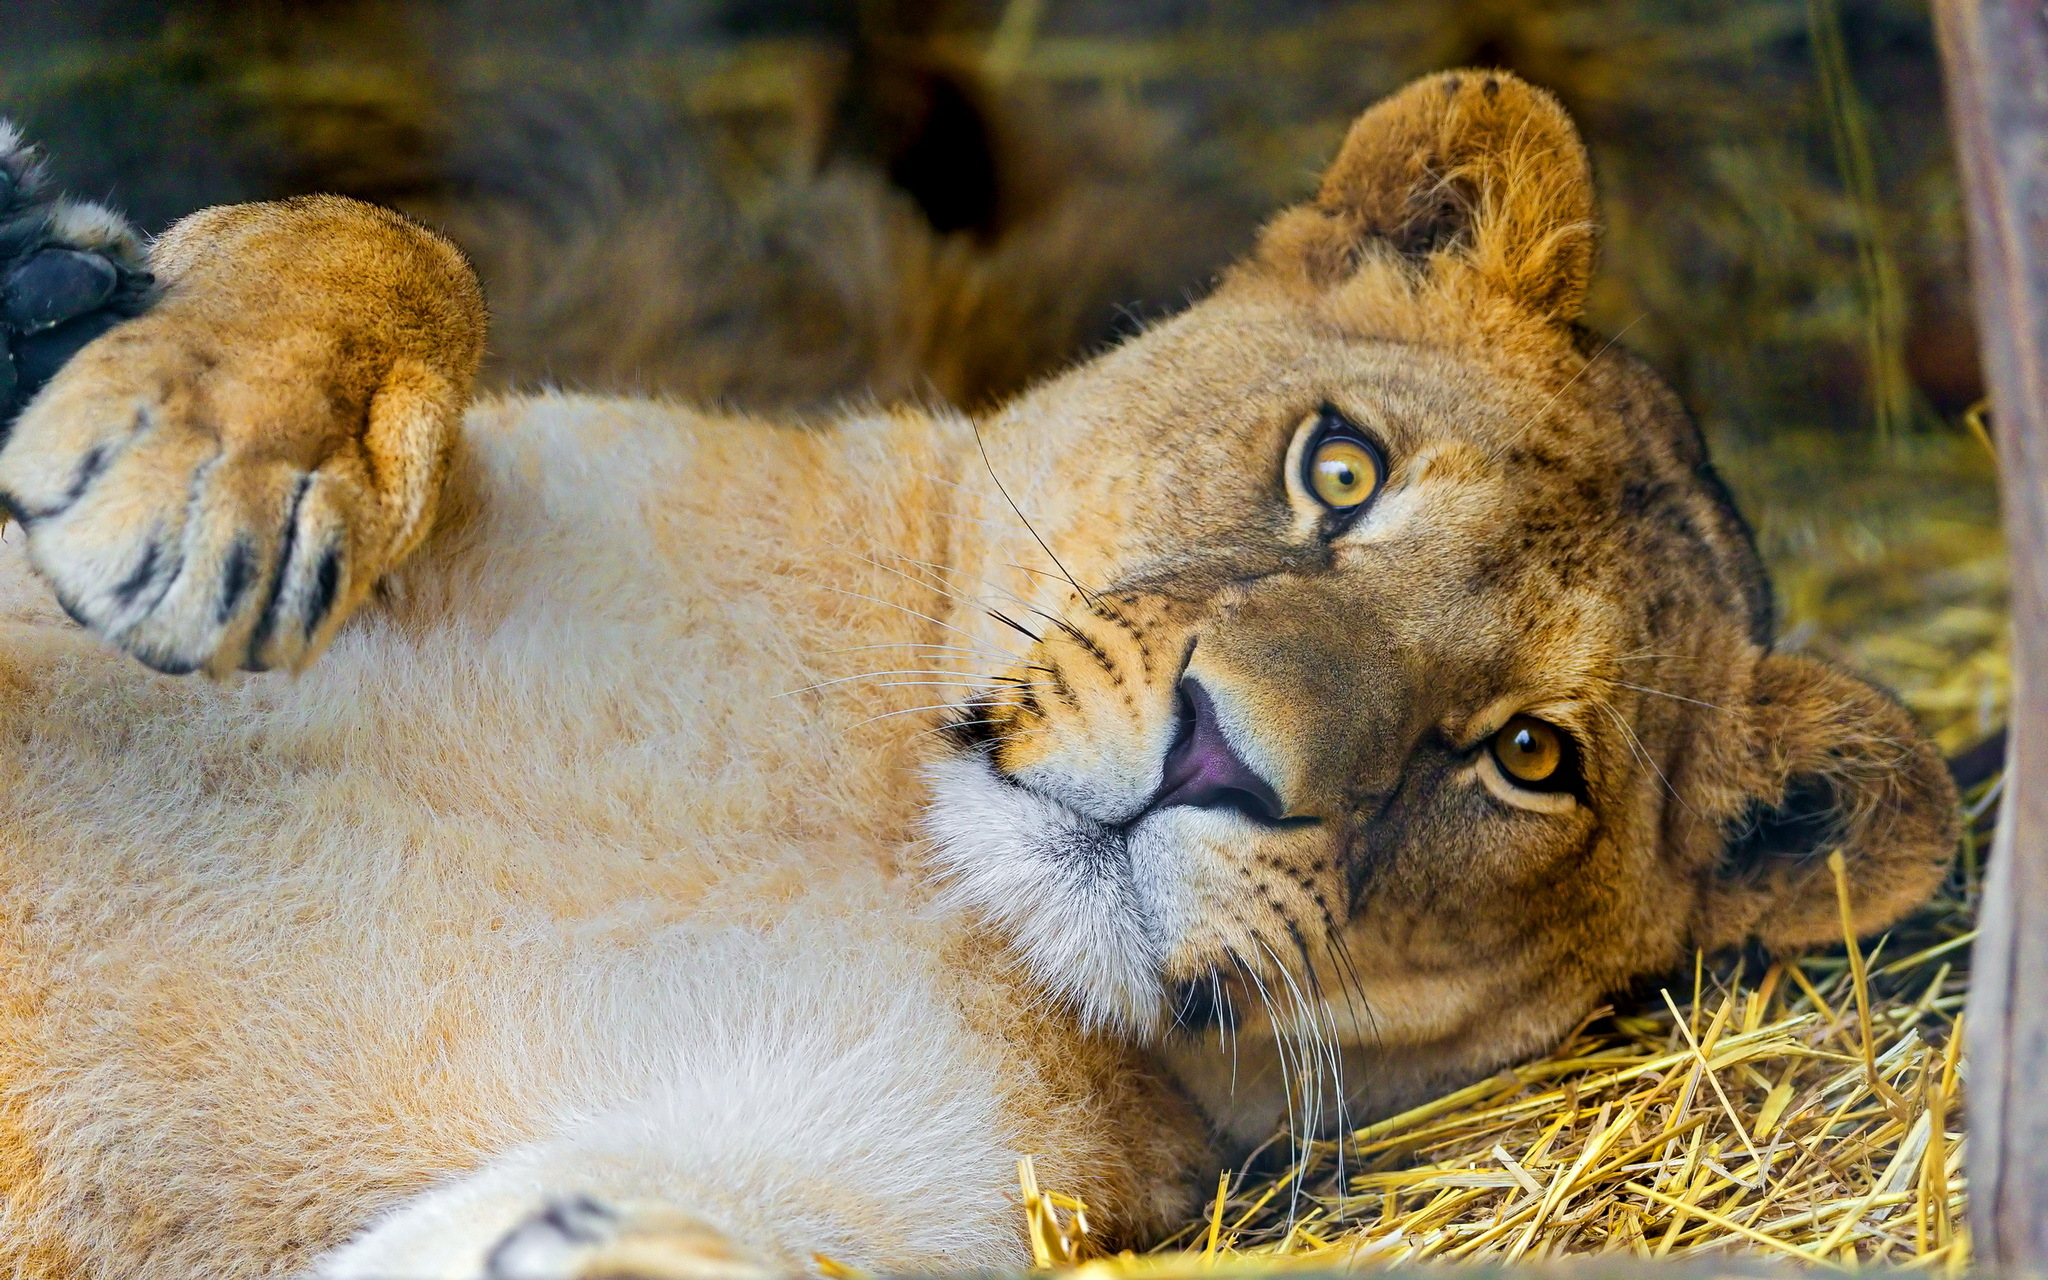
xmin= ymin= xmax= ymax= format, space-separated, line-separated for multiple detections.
xmin=0 ymin=396 xmax=1196 ymax=1278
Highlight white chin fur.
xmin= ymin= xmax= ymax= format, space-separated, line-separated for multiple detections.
xmin=922 ymin=750 xmax=1166 ymax=1035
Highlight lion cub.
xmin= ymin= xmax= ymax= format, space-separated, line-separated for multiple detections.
xmin=0 ymin=73 xmax=1953 ymax=1279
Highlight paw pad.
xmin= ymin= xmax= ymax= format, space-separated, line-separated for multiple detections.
xmin=0 ymin=122 xmax=154 ymax=430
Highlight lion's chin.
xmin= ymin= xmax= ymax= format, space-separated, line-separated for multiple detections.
xmin=922 ymin=749 xmax=1170 ymax=1036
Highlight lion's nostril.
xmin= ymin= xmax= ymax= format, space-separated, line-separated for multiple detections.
xmin=1149 ymin=677 xmax=1285 ymax=822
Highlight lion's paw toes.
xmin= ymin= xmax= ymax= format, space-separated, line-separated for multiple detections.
xmin=486 ymin=1197 xmax=772 ymax=1280
xmin=0 ymin=122 xmax=153 ymax=425
xmin=0 ymin=381 xmax=376 ymax=673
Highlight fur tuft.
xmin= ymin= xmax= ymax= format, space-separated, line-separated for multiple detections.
xmin=923 ymin=752 xmax=1167 ymax=1036
xmin=42 ymin=200 xmax=147 ymax=270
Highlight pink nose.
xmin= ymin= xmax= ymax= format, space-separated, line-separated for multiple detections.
xmin=1149 ymin=678 xmax=1284 ymax=822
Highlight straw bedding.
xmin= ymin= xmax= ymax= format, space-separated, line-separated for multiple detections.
xmin=1016 ymin=840 xmax=1980 ymax=1271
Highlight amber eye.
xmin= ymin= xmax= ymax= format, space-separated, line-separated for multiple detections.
xmin=1491 ymin=716 xmax=1569 ymax=787
xmin=1309 ymin=439 xmax=1379 ymax=509
xmin=1294 ymin=406 xmax=1386 ymax=525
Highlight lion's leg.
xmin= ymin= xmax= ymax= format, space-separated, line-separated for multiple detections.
xmin=311 ymin=1139 xmax=777 ymax=1280
xmin=0 ymin=132 xmax=486 ymax=675
xmin=313 ymin=1077 xmax=1030 ymax=1280
xmin=303 ymin=920 xmax=1087 ymax=1280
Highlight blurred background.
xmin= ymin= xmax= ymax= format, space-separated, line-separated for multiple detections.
xmin=1 ymin=0 xmax=2006 ymax=752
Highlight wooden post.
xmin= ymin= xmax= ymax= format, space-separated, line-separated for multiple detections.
xmin=1936 ymin=0 xmax=2048 ymax=1266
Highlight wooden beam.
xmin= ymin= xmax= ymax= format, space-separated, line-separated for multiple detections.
xmin=1934 ymin=0 xmax=2048 ymax=1266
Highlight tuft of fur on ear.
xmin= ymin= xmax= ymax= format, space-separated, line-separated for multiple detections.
xmin=1253 ymin=70 xmax=1597 ymax=323
xmin=1696 ymin=652 xmax=1958 ymax=954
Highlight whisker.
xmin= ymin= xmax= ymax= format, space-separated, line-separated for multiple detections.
xmin=815 ymin=584 xmax=1023 ymax=663
xmin=1258 ymin=938 xmax=1320 ymax=1151
xmin=907 ymin=716 xmax=1006 ymax=740
xmin=1231 ymin=946 xmax=1306 ymax=1225
xmin=826 ymin=642 xmax=1005 ymax=662
xmin=987 ymin=610 xmax=1043 ymax=645
xmin=1259 ymin=934 xmax=1341 ymax=1179
xmin=1593 ymin=695 xmax=1701 ymax=821
xmin=776 ymin=668 xmax=1010 ymax=698
xmin=845 ymin=701 xmax=976 ymax=731
xmin=932 ymin=509 xmax=1035 ymax=536
xmin=1487 ymin=314 xmax=1645 ymax=463
xmin=1604 ymin=677 xmax=1735 ymax=714
xmin=878 ymin=551 xmax=1072 ymax=622
xmin=970 ymin=419 xmax=1098 ymax=607
xmin=840 ymin=548 xmax=1019 ymax=624
xmin=871 ymin=679 xmax=1049 ymax=691
xmin=1283 ymin=925 xmax=1356 ymax=1170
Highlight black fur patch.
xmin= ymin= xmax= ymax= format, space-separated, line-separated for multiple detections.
xmin=304 ymin=543 xmax=342 ymax=637
xmin=218 ymin=536 xmax=256 ymax=623
xmin=111 ymin=538 xmax=161 ymax=607
xmin=0 ymin=132 xmax=157 ymax=429
xmin=245 ymin=474 xmax=312 ymax=670
xmin=1720 ymin=775 xmax=1844 ymax=880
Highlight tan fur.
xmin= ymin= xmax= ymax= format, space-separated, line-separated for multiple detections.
xmin=0 ymin=72 xmax=1955 ymax=1278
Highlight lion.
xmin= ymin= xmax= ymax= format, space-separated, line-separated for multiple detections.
xmin=0 ymin=71 xmax=1956 ymax=1279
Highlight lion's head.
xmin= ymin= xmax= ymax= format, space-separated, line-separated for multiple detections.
xmin=923 ymin=70 xmax=1957 ymax=1137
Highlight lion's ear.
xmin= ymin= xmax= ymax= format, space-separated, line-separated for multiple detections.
xmin=1255 ymin=70 xmax=1597 ymax=323
xmin=1695 ymin=652 xmax=1958 ymax=954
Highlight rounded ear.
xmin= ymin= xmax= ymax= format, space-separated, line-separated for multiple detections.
xmin=1696 ymin=652 xmax=1959 ymax=954
xmin=1254 ymin=69 xmax=1597 ymax=323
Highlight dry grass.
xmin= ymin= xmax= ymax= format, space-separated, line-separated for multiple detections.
xmin=1018 ymin=822 xmax=1984 ymax=1272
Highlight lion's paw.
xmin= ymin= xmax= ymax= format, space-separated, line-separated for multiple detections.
xmin=0 ymin=126 xmax=367 ymax=675
xmin=485 ymin=1198 xmax=774 ymax=1280
xmin=0 ymin=121 xmax=154 ymax=427
xmin=0 ymin=346 xmax=390 ymax=674
xmin=0 ymin=158 xmax=477 ymax=676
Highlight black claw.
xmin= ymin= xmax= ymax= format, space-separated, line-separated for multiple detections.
xmin=52 ymin=588 xmax=91 ymax=630
xmin=111 ymin=539 xmax=161 ymax=608
xmin=3 ymin=248 xmax=118 ymax=335
xmin=130 ymin=646 xmax=197 ymax=677
xmin=303 ymin=544 xmax=342 ymax=638
xmin=56 ymin=443 xmax=107 ymax=514
xmin=246 ymin=474 xmax=312 ymax=669
xmin=218 ymin=536 xmax=255 ymax=624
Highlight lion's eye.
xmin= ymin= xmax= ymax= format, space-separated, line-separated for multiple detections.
xmin=1491 ymin=716 xmax=1572 ymax=788
xmin=1309 ymin=439 xmax=1378 ymax=508
xmin=1298 ymin=406 xmax=1385 ymax=516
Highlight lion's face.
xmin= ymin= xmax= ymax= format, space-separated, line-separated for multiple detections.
xmin=924 ymin=71 xmax=1956 ymax=1129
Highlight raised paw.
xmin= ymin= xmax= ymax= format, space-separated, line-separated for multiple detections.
xmin=0 ymin=186 xmax=485 ymax=674
xmin=0 ymin=121 xmax=155 ymax=427
xmin=2 ymin=347 xmax=402 ymax=674
xmin=486 ymin=1198 xmax=774 ymax=1280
